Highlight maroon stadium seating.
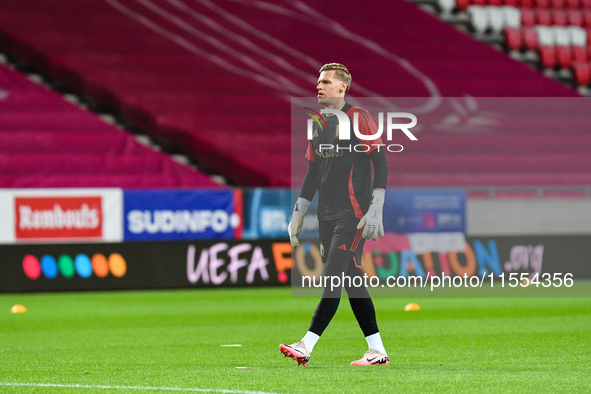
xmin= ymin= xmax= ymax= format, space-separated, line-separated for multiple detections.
xmin=537 ymin=8 xmax=553 ymax=24
xmin=556 ymin=45 xmax=573 ymax=67
xmin=567 ymin=9 xmax=583 ymax=26
xmin=567 ymin=0 xmax=581 ymax=9
xmin=522 ymin=8 xmax=537 ymax=25
xmin=573 ymin=61 xmax=591 ymax=84
xmin=0 ymin=63 xmax=218 ymax=188
xmin=504 ymin=27 xmax=523 ymax=49
xmin=552 ymin=9 xmax=568 ymax=25
xmin=0 ymin=0 xmax=582 ymax=188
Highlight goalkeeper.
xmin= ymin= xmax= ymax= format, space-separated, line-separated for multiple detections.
xmin=280 ymin=63 xmax=389 ymax=367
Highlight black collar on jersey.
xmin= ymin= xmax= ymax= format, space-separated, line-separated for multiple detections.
xmin=322 ymin=102 xmax=352 ymax=119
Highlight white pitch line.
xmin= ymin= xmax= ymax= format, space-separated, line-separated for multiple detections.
xmin=0 ymin=382 xmax=280 ymax=394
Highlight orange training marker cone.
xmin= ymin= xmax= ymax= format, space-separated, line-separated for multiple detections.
xmin=11 ymin=304 xmax=27 ymax=313
xmin=404 ymin=303 xmax=420 ymax=311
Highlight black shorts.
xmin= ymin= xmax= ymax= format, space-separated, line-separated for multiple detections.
xmin=319 ymin=217 xmax=365 ymax=270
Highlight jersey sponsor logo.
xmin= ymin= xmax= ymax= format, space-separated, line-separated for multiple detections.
xmin=15 ymin=197 xmax=102 ymax=240
xmin=314 ymin=145 xmax=345 ymax=158
xmin=338 ymin=244 xmax=347 ymax=251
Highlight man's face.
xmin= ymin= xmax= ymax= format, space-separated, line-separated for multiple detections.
xmin=317 ymin=70 xmax=346 ymax=106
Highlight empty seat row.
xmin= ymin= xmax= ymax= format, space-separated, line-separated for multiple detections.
xmin=505 ymin=26 xmax=591 ymax=48
xmin=537 ymin=25 xmax=588 ymax=45
xmin=539 ymin=44 xmax=591 ymax=67
xmin=572 ymin=61 xmax=591 ymax=84
xmin=468 ymin=5 xmax=522 ymax=32
xmin=469 ymin=5 xmax=591 ymax=35
xmin=521 ymin=7 xmax=591 ymax=26
xmin=456 ymin=0 xmax=591 ymax=11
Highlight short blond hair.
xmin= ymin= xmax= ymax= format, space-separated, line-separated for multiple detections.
xmin=319 ymin=63 xmax=351 ymax=94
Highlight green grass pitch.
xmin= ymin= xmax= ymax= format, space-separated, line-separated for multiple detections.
xmin=1 ymin=287 xmax=590 ymax=393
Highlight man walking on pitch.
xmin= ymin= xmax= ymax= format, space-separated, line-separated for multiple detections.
xmin=280 ymin=63 xmax=389 ymax=366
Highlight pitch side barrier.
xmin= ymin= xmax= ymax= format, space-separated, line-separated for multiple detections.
xmin=1 ymin=188 xmax=590 ymax=295
xmin=1 ymin=235 xmax=591 ymax=294
xmin=0 ymin=239 xmax=292 ymax=293
xmin=289 ymin=235 xmax=591 ymax=298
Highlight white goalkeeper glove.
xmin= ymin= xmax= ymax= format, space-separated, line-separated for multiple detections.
xmin=357 ymin=190 xmax=385 ymax=241
xmin=287 ymin=197 xmax=310 ymax=247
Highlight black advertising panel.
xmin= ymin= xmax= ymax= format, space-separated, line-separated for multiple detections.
xmin=1 ymin=235 xmax=590 ymax=294
xmin=0 ymin=240 xmax=292 ymax=293
xmin=290 ymin=235 xmax=591 ymax=298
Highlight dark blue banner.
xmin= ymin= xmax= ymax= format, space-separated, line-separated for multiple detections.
xmin=123 ymin=189 xmax=242 ymax=241
xmin=243 ymin=188 xmax=464 ymax=238
xmin=383 ymin=189 xmax=466 ymax=233
xmin=243 ymin=189 xmax=318 ymax=239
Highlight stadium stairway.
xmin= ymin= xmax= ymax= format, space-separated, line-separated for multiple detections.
xmin=0 ymin=0 xmax=584 ymax=188
xmin=0 ymin=63 xmax=219 ymax=188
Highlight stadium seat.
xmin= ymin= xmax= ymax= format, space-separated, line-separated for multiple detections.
xmin=572 ymin=61 xmax=591 ymax=84
xmin=554 ymin=26 xmax=572 ymax=45
xmin=524 ymin=26 xmax=540 ymax=48
xmin=552 ymin=9 xmax=568 ymax=25
xmin=503 ymin=6 xmax=523 ymax=27
xmin=537 ymin=0 xmax=552 ymax=8
xmin=438 ymin=0 xmax=457 ymax=13
xmin=539 ymin=45 xmax=558 ymax=67
xmin=567 ymin=9 xmax=584 ymax=26
xmin=569 ymin=26 xmax=588 ymax=45
xmin=469 ymin=6 xmax=490 ymax=33
xmin=457 ymin=0 xmax=470 ymax=11
xmin=490 ymin=0 xmax=503 ymax=6
xmin=567 ymin=0 xmax=581 ymax=8
xmin=505 ymin=27 xmax=524 ymax=49
xmin=537 ymin=25 xmax=557 ymax=44
xmin=572 ymin=45 xmax=589 ymax=61
xmin=474 ymin=0 xmax=487 ymax=6
xmin=488 ymin=6 xmax=506 ymax=32
xmin=556 ymin=45 xmax=573 ymax=66
xmin=584 ymin=0 xmax=591 ymax=8
xmin=521 ymin=7 xmax=537 ymax=25
xmin=536 ymin=8 xmax=553 ymax=25
xmin=506 ymin=0 xmax=520 ymax=7
xmin=583 ymin=10 xmax=591 ymax=27
xmin=551 ymin=0 xmax=566 ymax=8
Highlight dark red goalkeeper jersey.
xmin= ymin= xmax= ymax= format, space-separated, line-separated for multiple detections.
xmin=305 ymin=102 xmax=384 ymax=221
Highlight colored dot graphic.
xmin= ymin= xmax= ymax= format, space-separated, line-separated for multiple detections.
xmin=92 ymin=254 xmax=109 ymax=278
xmin=22 ymin=255 xmax=41 ymax=280
xmin=23 ymin=253 xmax=127 ymax=280
xmin=58 ymin=255 xmax=75 ymax=278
